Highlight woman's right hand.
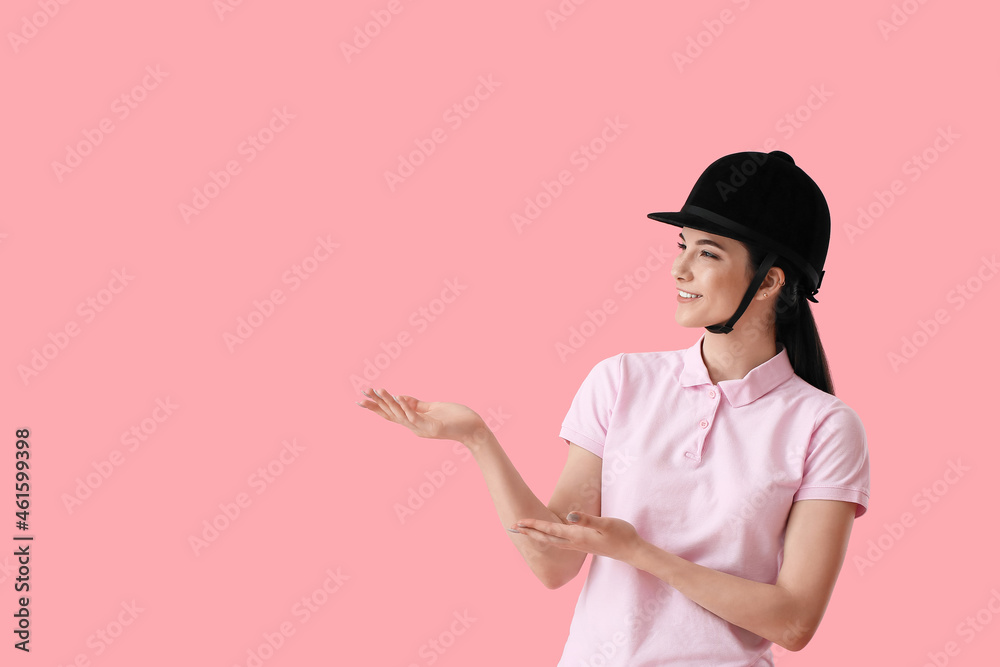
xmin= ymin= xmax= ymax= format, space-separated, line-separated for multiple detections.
xmin=356 ymin=388 xmax=488 ymax=446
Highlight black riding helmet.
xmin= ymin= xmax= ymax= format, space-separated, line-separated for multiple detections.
xmin=647 ymin=150 xmax=831 ymax=334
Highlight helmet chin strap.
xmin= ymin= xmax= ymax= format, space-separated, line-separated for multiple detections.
xmin=704 ymin=251 xmax=778 ymax=335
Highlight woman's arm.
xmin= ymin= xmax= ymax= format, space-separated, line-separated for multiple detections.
xmin=515 ymin=498 xmax=857 ymax=651
xmin=465 ymin=428 xmax=603 ymax=590
xmin=357 ymin=388 xmax=601 ymax=589
xmin=629 ymin=498 xmax=856 ymax=651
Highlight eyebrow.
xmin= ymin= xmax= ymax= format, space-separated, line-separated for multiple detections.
xmin=678 ymin=232 xmax=728 ymax=252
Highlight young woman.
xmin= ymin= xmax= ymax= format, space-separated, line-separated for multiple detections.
xmin=357 ymin=150 xmax=870 ymax=666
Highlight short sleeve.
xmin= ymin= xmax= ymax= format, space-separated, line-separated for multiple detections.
xmin=558 ymin=353 xmax=623 ymax=459
xmin=793 ymin=403 xmax=871 ymax=518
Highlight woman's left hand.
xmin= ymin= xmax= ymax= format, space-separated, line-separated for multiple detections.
xmin=512 ymin=512 xmax=645 ymax=565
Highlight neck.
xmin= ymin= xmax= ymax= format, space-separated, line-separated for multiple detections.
xmin=700 ymin=328 xmax=778 ymax=384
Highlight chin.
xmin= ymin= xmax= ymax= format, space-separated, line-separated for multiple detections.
xmin=675 ymin=309 xmax=727 ymax=330
xmin=674 ymin=313 xmax=701 ymax=328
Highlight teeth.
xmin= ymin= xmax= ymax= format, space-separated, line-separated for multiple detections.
xmin=679 ymin=290 xmax=701 ymax=298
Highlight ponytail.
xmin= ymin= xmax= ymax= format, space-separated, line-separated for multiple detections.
xmin=744 ymin=242 xmax=835 ymax=395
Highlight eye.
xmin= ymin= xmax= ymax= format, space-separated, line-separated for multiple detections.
xmin=677 ymin=242 xmax=717 ymax=259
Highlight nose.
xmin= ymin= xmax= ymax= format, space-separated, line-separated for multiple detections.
xmin=671 ymin=250 xmax=690 ymax=282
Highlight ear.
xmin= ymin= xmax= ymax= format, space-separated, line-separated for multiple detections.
xmin=758 ymin=266 xmax=785 ymax=297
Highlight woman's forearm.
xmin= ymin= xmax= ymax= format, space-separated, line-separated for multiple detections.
xmin=627 ymin=541 xmax=817 ymax=651
xmin=462 ymin=427 xmax=587 ymax=589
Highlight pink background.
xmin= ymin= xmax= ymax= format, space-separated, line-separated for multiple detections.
xmin=3 ymin=1 xmax=999 ymax=665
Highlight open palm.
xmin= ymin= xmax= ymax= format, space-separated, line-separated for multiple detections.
xmin=358 ymin=388 xmax=486 ymax=444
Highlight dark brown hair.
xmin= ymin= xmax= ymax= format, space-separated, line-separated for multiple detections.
xmin=743 ymin=240 xmax=835 ymax=395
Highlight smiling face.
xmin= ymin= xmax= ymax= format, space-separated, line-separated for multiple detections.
xmin=671 ymin=227 xmax=756 ymax=329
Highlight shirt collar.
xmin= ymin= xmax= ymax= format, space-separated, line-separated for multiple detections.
xmin=679 ymin=332 xmax=795 ymax=407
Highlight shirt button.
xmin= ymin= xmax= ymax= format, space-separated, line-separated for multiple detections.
xmin=685 ymin=452 xmax=698 ymax=459
xmin=709 ymin=390 xmax=716 ymax=398
xmin=699 ymin=420 xmax=709 ymax=429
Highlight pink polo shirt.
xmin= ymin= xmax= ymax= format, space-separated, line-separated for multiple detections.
xmin=556 ymin=333 xmax=870 ymax=666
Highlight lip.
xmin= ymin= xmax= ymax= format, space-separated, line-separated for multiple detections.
xmin=677 ymin=288 xmax=702 ymax=303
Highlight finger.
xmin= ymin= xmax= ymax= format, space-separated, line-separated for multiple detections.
xmin=394 ymin=394 xmax=416 ymax=422
xmin=367 ymin=388 xmax=402 ymax=421
xmin=356 ymin=391 xmax=382 ymax=413
xmin=517 ymin=519 xmax=574 ymax=540
xmin=375 ymin=388 xmax=407 ymax=421
xmin=359 ymin=390 xmax=395 ymax=421
xmin=517 ymin=525 xmax=572 ymax=546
